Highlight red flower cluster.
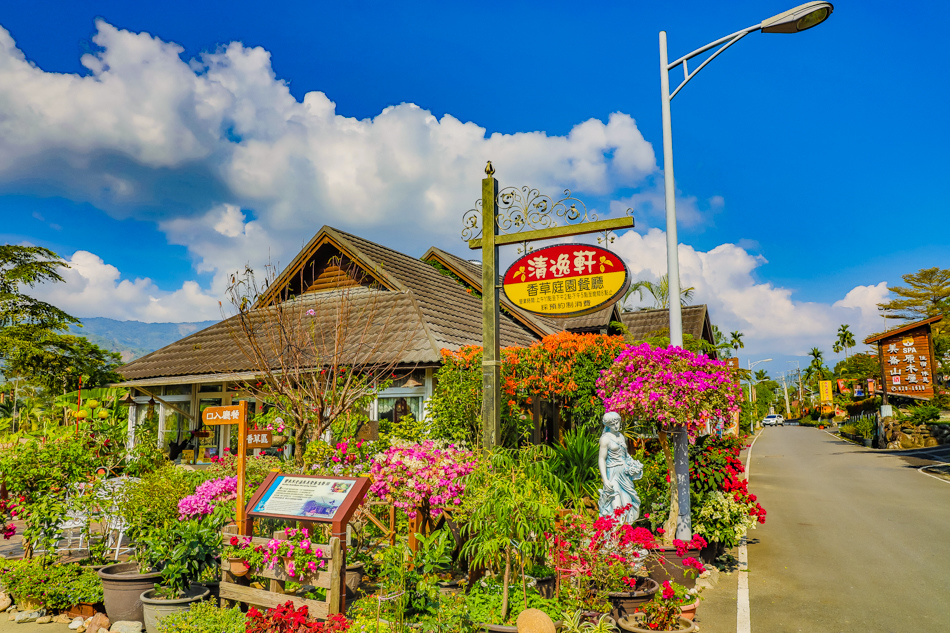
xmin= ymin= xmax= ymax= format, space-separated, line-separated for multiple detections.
xmin=0 ymin=497 xmax=19 ymax=540
xmin=246 ymin=602 xmax=348 ymax=633
xmin=692 ymin=440 xmax=767 ymax=525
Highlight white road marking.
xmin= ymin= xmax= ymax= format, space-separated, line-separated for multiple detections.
xmin=918 ymin=465 xmax=950 ymax=485
xmin=738 ymin=431 xmax=760 ymax=633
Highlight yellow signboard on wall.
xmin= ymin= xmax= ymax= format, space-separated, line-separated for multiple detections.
xmin=818 ymin=380 xmax=833 ymax=404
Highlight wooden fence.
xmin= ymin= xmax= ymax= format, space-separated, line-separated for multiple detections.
xmin=219 ymin=526 xmax=344 ymax=618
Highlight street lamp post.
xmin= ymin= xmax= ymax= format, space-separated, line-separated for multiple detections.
xmin=748 ymin=357 xmax=773 ymax=403
xmin=658 ymin=1 xmax=833 ymax=540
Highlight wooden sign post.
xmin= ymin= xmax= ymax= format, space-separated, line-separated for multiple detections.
xmin=203 ymin=401 xmax=249 ymax=533
xmin=864 ymin=315 xmax=943 ymax=402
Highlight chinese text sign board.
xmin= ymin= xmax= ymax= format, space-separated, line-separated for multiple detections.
xmin=248 ymin=474 xmax=368 ymax=523
xmin=819 ymin=380 xmax=833 ymax=404
xmin=502 ymin=244 xmax=629 ymax=317
xmin=203 ymin=404 xmax=244 ymax=425
xmin=877 ymin=327 xmax=936 ymax=399
xmin=246 ymin=430 xmax=273 ymax=449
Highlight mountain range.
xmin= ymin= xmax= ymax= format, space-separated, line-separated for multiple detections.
xmin=69 ymin=317 xmax=218 ymax=362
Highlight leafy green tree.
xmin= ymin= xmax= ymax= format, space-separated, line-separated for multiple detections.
xmin=1 ymin=245 xmax=123 ymax=434
xmin=711 ymin=325 xmax=733 ymax=358
xmin=876 ymin=267 xmax=950 ymax=321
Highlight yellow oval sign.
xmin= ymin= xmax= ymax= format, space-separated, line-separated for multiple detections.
xmin=502 ymin=244 xmax=629 ymax=317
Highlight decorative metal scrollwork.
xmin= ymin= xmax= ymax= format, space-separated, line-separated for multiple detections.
xmin=461 ymin=186 xmax=604 ymax=241
xmin=460 ymin=199 xmax=483 ymax=242
xmin=496 ymin=187 xmax=596 ymax=234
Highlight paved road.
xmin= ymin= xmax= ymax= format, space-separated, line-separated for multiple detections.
xmin=748 ymin=426 xmax=950 ymax=632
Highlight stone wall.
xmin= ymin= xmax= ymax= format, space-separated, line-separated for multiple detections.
xmin=881 ymin=417 xmax=950 ymax=449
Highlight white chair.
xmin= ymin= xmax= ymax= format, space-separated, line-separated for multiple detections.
xmin=98 ymin=477 xmax=138 ymax=560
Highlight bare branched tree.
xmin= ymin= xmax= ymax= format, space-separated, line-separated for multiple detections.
xmin=223 ymin=257 xmax=422 ymax=464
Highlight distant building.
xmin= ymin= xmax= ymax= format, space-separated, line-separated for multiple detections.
xmin=116 ymin=226 xmax=718 ymax=459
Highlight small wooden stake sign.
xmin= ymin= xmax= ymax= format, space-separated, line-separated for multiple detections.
xmin=203 ymin=401 xmax=249 ymax=533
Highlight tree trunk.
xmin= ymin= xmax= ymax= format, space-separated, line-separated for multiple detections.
xmin=501 ymin=548 xmax=511 ymax=622
xmin=294 ymin=425 xmax=307 ymax=466
xmin=672 ymin=427 xmax=692 ymax=541
xmin=658 ymin=430 xmax=676 ymax=546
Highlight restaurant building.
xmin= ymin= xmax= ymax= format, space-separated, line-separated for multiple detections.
xmin=117 ymin=226 xmax=717 ymax=459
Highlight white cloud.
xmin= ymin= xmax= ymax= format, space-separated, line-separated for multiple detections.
xmin=0 ymin=21 xmax=657 ymax=282
xmin=31 ymin=250 xmax=220 ymax=323
xmin=612 ymin=229 xmax=889 ymax=358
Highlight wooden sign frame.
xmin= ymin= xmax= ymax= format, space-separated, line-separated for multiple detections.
xmin=244 ymin=473 xmax=370 ymax=612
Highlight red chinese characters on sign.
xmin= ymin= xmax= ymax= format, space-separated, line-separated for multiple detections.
xmin=502 ymin=244 xmax=629 ymax=317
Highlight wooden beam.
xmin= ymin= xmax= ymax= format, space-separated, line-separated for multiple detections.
xmin=467 ymin=216 xmax=634 ymax=250
xmin=132 ymin=386 xmax=194 ymax=421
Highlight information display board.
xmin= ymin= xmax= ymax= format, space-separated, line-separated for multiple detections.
xmin=247 ymin=473 xmax=369 ymax=524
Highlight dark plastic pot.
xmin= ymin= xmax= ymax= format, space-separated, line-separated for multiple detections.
xmin=98 ymin=562 xmax=162 ymax=624
xmin=345 ymin=562 xmax=364 ymax=598
xmin=608 ymin=577 xmax=660 ymax=621
xmin=648 ymin=547 xmax=700 ymax=589
xmin=534 ymin=575 xmax=556 ymax=599
xmin=617 ymin=614 xmax=697 ymax=632
xmin=699 ymin=540 xmax=725 ymax=565
xmin=140 ymin=585 xmax=209 ymax=633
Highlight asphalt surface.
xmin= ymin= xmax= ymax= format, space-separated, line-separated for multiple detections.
xmin=747 ymin=426 xmax=950 ymax=632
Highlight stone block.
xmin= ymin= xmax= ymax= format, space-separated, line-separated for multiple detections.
xmin=69 ymin=617 xmax=85 ymax=630
xmin=36 ymin=616 xmax=52 ymax=624
xmin=86 ymin=612 xmax=110 ymax=633
xmin=110 ymin=621 xmax=144 ymax=633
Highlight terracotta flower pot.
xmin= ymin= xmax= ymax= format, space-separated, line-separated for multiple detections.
xmin=608 ymin=577 xmax=660 ymax=621
xmin=679 ymin=599 xmax=699 ymax=621
xmin=227 ymin=558 xmax=250 ymax=577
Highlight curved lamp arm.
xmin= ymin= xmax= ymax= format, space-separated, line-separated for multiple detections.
xmin=667 ymin=24 xmax=761 ymax=101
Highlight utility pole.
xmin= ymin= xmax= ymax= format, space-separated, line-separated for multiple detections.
xmin=779 ymin=371 xmax=792 ymax=418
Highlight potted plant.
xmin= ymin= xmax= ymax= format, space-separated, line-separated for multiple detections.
xmin=648 ymin=536 xmax=706 ymax=589
xmin=101 ymin=465 xmax=208 ymax=623
xmin=222 ymin=535 xmax=267 ymax=577
xmin=552 ymin=506 xmax=660 ymax=622
xmin=458 ymin=447 xmax=562 ymax=628
xmin=138 ymin=516 xmax=221 ymax=633
xmin=617 ymin=581 xmax=697 ymax=633
xmin=258 ymin=527 xmax=328 ymax=579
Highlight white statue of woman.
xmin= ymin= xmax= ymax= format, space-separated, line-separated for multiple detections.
xmin=598 ymin=411 xmax=644 ymax=524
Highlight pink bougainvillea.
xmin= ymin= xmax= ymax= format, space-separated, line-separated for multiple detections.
xmin=596 ymin=344 xmax=741 ymax=434
xmin=178 ymin=476 xmax=238 ymax=518
xmin=368 ymin=440 xmax=477 ymax=518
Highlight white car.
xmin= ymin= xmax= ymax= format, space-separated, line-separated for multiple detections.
xmin=762 ymin=414 xmax=785 ymax=427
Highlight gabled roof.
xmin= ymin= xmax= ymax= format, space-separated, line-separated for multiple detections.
xmin=118 ymin=226 xmax=541 ymax=385
xmin=863 ymin=314 xmax=944 ymax=344
xmin=421 ymin=247 xmax=560 ymax=339
xmin=620 ymin=305 xmax=715 ymax=346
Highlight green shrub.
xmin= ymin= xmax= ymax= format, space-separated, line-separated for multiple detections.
xmin=0 ymin=559 xmax=102 ymax=609
xmin=116 ymin=463 xmax=208 ymax=551
xmin=855 ymin=417 xmax=876 ymax=440
xmin=157 ymin=599 xmax=244 ymax=633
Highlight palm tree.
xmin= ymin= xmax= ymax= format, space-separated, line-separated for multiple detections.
xmin=622 ymin=274 xmax=695 ymax=311
xmin=711 ymin=325 xmax=733 ymax=357
xmin=754 ymin=369 xmax=769 ymax=382
xmin=729 ymin=331 xmax=744 ymax=357
xmin=836 ymin=324 xmax=856 ymax=359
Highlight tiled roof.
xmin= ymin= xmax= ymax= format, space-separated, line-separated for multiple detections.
xmin=118 ymin=227 xmax=540 ymax=383
xmin=421 ymin=247 xmax=561 ymax=338
xmin=620 ymin=305 xmax=713 ymax=343
xmin=119 ymin=288 xmax=439 ymax=381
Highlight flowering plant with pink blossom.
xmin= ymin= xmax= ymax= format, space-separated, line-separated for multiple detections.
xmin=596 ymin=344 xmax=741 ymax=436
xmin=0 ymin=496 xmax=19 ymax=540
xmin=267 ymin=528 xmax=328 ymax=578
xmin=177 ymin=476 xmax=238 ymax=519
xmin=303 ymin=438 xmax=379 ymax=477
xmin=369 ymin=440 xmax=478 ymax=519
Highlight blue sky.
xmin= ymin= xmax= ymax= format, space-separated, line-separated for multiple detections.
xmin=1 ymin=0 xmax=948 ymax=370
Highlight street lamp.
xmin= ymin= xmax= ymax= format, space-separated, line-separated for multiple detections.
xmin=748 ymin=358 xmax=773 ymax=402
xmin=658 ymin=6 xmax=831 ymax=540
xmin=659 ymin=2 xmax=834 ymax=349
